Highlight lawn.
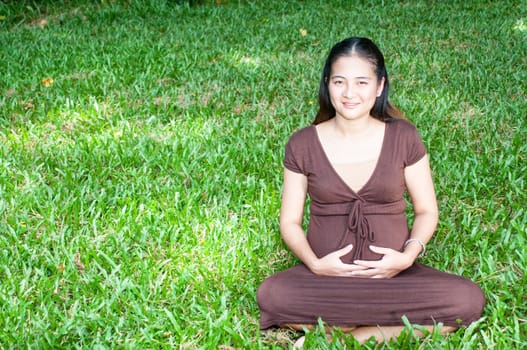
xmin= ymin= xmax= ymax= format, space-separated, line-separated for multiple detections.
xmin=0 ymin=0 xmax=526 ymax=348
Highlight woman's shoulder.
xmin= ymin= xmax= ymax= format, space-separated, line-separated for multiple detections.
xmin=283 ymin=125 xmax=316 ymax=173
xmin=286 ymin=125 xmax=316 ymax=146
xmin=387 ymin=118 xmax=421 ymax=135
xmin=387 ymin=118 xmax=427 ymax=164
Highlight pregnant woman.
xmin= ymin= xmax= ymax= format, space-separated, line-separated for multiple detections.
xmin=257 ymin=37 xmax=485 ymax=347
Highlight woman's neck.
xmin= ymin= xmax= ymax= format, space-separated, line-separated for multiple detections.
xmin=331 ymin=115 xmax=380 ymax=138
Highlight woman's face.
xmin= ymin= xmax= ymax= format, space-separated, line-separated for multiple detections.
xmin=328 ymin=55 xmax=384 ymax=121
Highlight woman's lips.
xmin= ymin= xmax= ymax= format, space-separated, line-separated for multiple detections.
xmin=343 ymin=102 xmax=359 ymax=108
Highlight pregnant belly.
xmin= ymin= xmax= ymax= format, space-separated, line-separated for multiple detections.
xmin=307 ymin=214 xmax=409 ymax=262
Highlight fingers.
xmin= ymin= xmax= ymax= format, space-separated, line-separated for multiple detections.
xmin=319 ymin=265 xmax=364 ymax=278
xmin=353 ymin=259 xmax=379 ymax=268
xmin=316 ymin=244 xmax=362 ymax=277
xmin=317 ymin=244 xmax=404 ymax=278
xmin=336 ymin=244 xmax=353 ymax=257
xmin=368 ymin=245 xmax=393 ymax=254
xmin=351 ymin=268 xmax=376 ymax=277
xmin=351 ymin=268 xmax=386 ymax=278
xmin=338 ymin=265 xmax=370 ymax=277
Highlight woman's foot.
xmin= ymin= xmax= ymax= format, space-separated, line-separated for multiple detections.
xmin=292 ymin=333 xmax=334 ymax=348
xmin=292 ymin=335 xmax=305 ymax=349
xmin=349 ymin=325 xmax=457 ymax=344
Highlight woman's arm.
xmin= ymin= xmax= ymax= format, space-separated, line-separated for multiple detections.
xmin=401 ymin=154 xmax=438 ymax=260
xmin=280 ymin=168 xmax=360 ymax=276
xmin=279 ymin=168 xmax=318 ymax=267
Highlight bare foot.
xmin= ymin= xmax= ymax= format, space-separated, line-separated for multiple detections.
xmin=292 ymin=336 xmax=305 ymax=349
xmin=292 ymin=334 xmax=334 ymax=348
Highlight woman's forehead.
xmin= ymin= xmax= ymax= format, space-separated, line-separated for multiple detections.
xmin=331 ymin=55 xmax=376 ymax=77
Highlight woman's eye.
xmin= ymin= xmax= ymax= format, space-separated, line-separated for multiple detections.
xmin=333 ymin=80 xmax=343 ymax=85
xmin=358 ymin=81 xmax=368 ymax=85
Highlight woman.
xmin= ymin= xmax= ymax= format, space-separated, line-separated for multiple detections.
xmin=257 ymin=37 xmax=485 ymax=347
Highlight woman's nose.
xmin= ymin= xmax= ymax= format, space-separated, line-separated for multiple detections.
xmin=343 ymin=84 xmax=356 ymax=97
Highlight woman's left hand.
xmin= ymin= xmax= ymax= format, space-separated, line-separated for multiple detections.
xmin=350 ymin=245 xmax=414 ymax=279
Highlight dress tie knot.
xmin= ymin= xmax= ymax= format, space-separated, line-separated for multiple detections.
xmin=347 ymin=200 xmax=375 ymax=242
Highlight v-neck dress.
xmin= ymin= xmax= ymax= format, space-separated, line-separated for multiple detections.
xmin=257 ymin=119 xmax=484 ymax=329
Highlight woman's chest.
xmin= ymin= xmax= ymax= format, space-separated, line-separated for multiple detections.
xmin=307 ymin=151 xmax=406 ymax=204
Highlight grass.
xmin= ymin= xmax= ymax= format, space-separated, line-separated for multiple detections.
xmin=0 ymin=0 xmax=526 ymax=348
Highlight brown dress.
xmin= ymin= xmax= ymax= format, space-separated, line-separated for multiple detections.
xmin=257 ymin=119 xmax=485 ymax=329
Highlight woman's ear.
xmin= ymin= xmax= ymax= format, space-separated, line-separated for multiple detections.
xmin=377 ymin=77 xmax=385 ymax=97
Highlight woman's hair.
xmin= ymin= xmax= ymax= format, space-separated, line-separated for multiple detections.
xmin=313 ymin=37 xmax=404 ymax=124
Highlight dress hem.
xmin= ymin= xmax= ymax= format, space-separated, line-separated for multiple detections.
xmin=260 ymin=317 xmax=474 ymax=331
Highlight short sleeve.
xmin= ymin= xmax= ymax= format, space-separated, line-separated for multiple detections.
xmin=282 ymin=127 xmax=312 ymax=175
xmin=404 ymin=122 xmax=427 ymax=166
xmin=283 ymin=138 xmax=304 ymax=174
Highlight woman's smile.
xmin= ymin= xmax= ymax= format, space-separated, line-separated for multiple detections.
xmin=343 ymin=102 xmax=360 ymax=108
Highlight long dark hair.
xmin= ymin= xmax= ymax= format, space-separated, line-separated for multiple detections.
xmin=314 ymin=37 xmax=403 ymax=125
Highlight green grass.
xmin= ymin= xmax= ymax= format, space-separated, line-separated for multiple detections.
xmin=0 ymin=0 xmax=526 ymax=348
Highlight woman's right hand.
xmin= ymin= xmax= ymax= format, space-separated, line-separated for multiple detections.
xmin=310 ymin=244 xmax=368 ymax=277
